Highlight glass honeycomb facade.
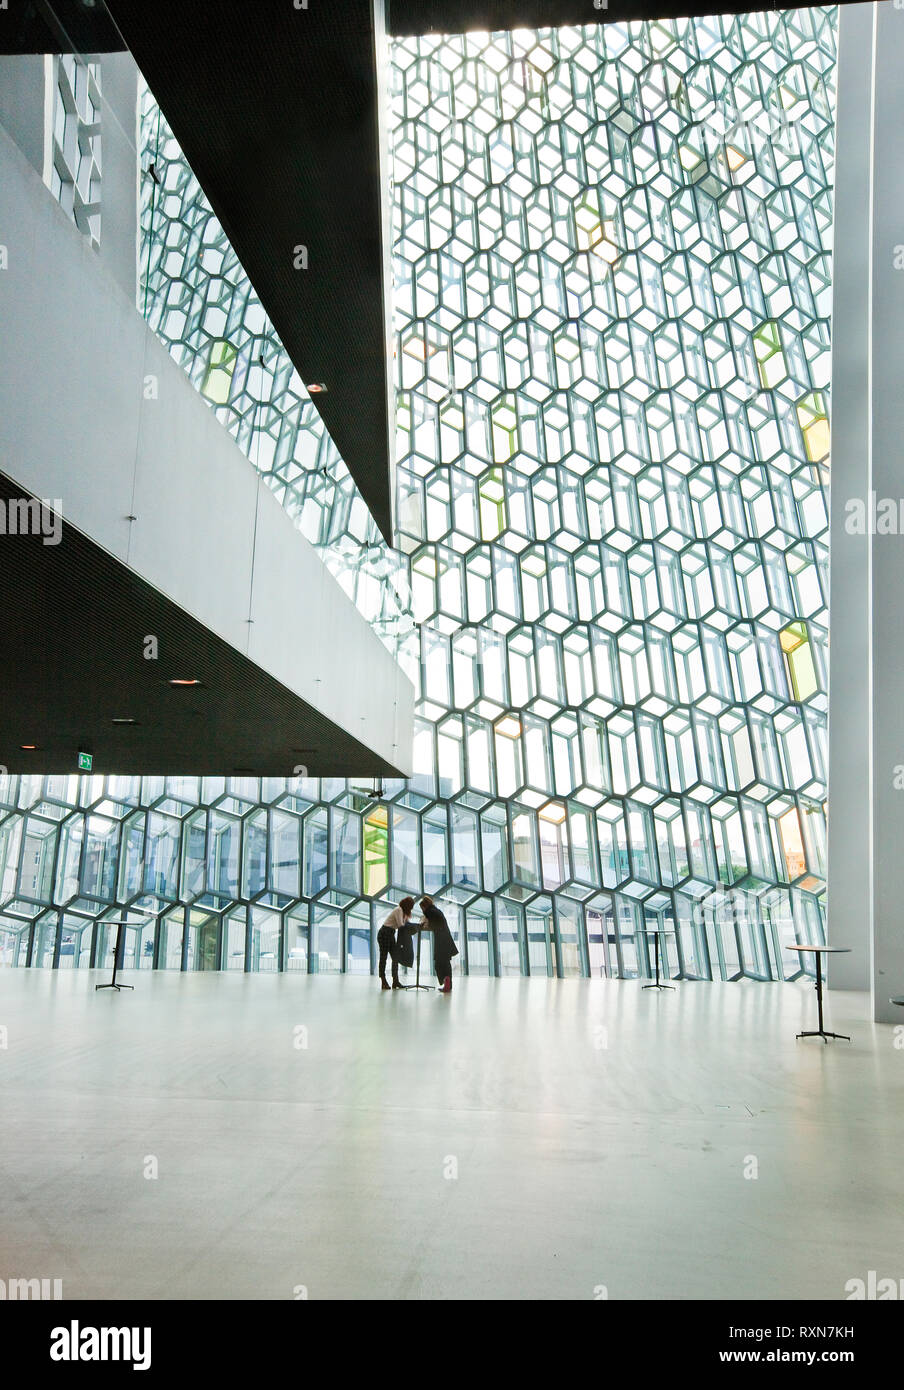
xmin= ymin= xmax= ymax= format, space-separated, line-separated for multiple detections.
xmin=138 ymin=90 xmax=413 ymax=663
xmin=0 ymin=8 xmax=836 ymax=981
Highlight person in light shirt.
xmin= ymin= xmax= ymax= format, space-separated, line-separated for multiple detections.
xmin=377 ymin=897 xmax=416 ymax=990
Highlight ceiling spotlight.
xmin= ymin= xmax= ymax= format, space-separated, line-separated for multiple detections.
xmin=169 ymin=679 xmax=202 ymax=687
xmin=307 ymin=383 xmax=327 ymax=394
xmin=112 ymin=718 xmax=138 ymax=725
xmin=20 ymin=744 xmax=37 ymax=750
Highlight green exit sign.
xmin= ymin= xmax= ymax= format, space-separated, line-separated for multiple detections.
xmin=77 ymin=752 xmax=93 ymax=772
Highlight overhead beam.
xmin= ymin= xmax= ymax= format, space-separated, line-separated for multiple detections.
xmin=389 ymin=1 xmax=860 ymax=34
xmin=0 ymin=471 xmax=402 ymax=777
xmin=0 ymin=0 xmax=124 ymax=54
xmin=0 ymin=119 xmax=414 ymax=776
xmin=103 ymin=0 xmax=396 ymax=544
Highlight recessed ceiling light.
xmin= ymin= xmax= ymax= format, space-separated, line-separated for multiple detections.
xmin=20 ymin=744 xmax=37 ymax=750
xmin=112 ymin=718 xmax=138 ymax=725
xmin=307 ymin=383 xmax=327 ymax=394
xmin=169 ymin=679 xmax=202 ymax=687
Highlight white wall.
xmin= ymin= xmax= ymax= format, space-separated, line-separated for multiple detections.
xmin=829 ymin=2 xmax=904 ymax=1021
xmin=869 ymin=2 xmax=904 ymax=1023
xmin=0 ymin=55 xmax=45 ymax=177
xmin=96 ymin=52 xmax=140 ymax=303
xmin=0 ymin=121 xmax=414 ymax=773
xmin=826 ymin=2 xmax=873 ymax=990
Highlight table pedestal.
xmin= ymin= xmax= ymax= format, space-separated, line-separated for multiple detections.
xmin=797 ymin=956 xmax=849 ymax=1043
xmin=399 ymin=926 xmax=434 ymax=991
xmin=95 ymin=920 xmax=140 ymax=991
xmin=642 ymin=930 xmax=674 ymax=992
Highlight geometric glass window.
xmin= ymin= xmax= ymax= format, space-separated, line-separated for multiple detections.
xmin=201 ymin=340 xmax=238 ymax=405
xmin=796 ymin=392 xmax=831 ymax=465
xmin=0 ymin=8 xmax=838 ymax=982
xmin=780 ymin=621 xmax=819 ymax=702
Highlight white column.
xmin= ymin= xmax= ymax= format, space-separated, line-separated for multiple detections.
xmin=97 ymin=52 xmax=140 ymax=304
xmin=0 ymin=56 xmax=45 ymax=177
xmin=826 ymin=2 xmax=875 ymax=990
xmin=869 ymin=1 xmax=904 ymax=1024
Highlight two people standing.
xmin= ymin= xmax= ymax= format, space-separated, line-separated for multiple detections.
xmin=377 ymin=895 xmax=459 ymax=993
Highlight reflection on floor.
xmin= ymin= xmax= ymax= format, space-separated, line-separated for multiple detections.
xmin=0 ymin=970 xmax=898 ymax=1300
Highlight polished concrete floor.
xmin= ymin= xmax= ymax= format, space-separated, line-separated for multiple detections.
xmin=0 ymin=969 xmax=900 ymax=1300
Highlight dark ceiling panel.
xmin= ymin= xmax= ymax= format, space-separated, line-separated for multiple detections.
xmin=102 ymin=0 xmax=395 ymax=544
xmin=389 ymin=0 xmax=854 ymax=34
xmin=0 ymin=0 xmax=123 ymax=53
xmin=0 ymin=473 xmax=403 ymax=778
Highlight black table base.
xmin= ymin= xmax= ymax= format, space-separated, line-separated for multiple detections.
xmin=642 ymin=930 xmax=674 ymax=992
xmin=796 ymin=1030 xmax=850 ymax=1043
xmin=796 ymin=963 xmax=849 ymax=1043
xmin=398 ymin=927 xmax=434 ymax=991
xmin=95 ymin=921 xmax=135 ymax=992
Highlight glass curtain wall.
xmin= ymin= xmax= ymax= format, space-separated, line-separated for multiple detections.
xmin=0 ymin=8 xmax=836 ymax=980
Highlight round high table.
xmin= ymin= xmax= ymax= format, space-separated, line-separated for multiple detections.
xmin=789 ymin=944 xmax=851 ymax=1043
xmin=642 ymin=926 xmax=676 ymax=992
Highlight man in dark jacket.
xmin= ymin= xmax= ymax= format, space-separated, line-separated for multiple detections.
xmin=416 ymin=896 xmax=459 ymax=992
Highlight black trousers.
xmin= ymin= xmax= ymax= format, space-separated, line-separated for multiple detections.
xmin=377 ymin=925 xmax=401 ymax=982
xmin=435 ymin=956 xmax=451 ymax=985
